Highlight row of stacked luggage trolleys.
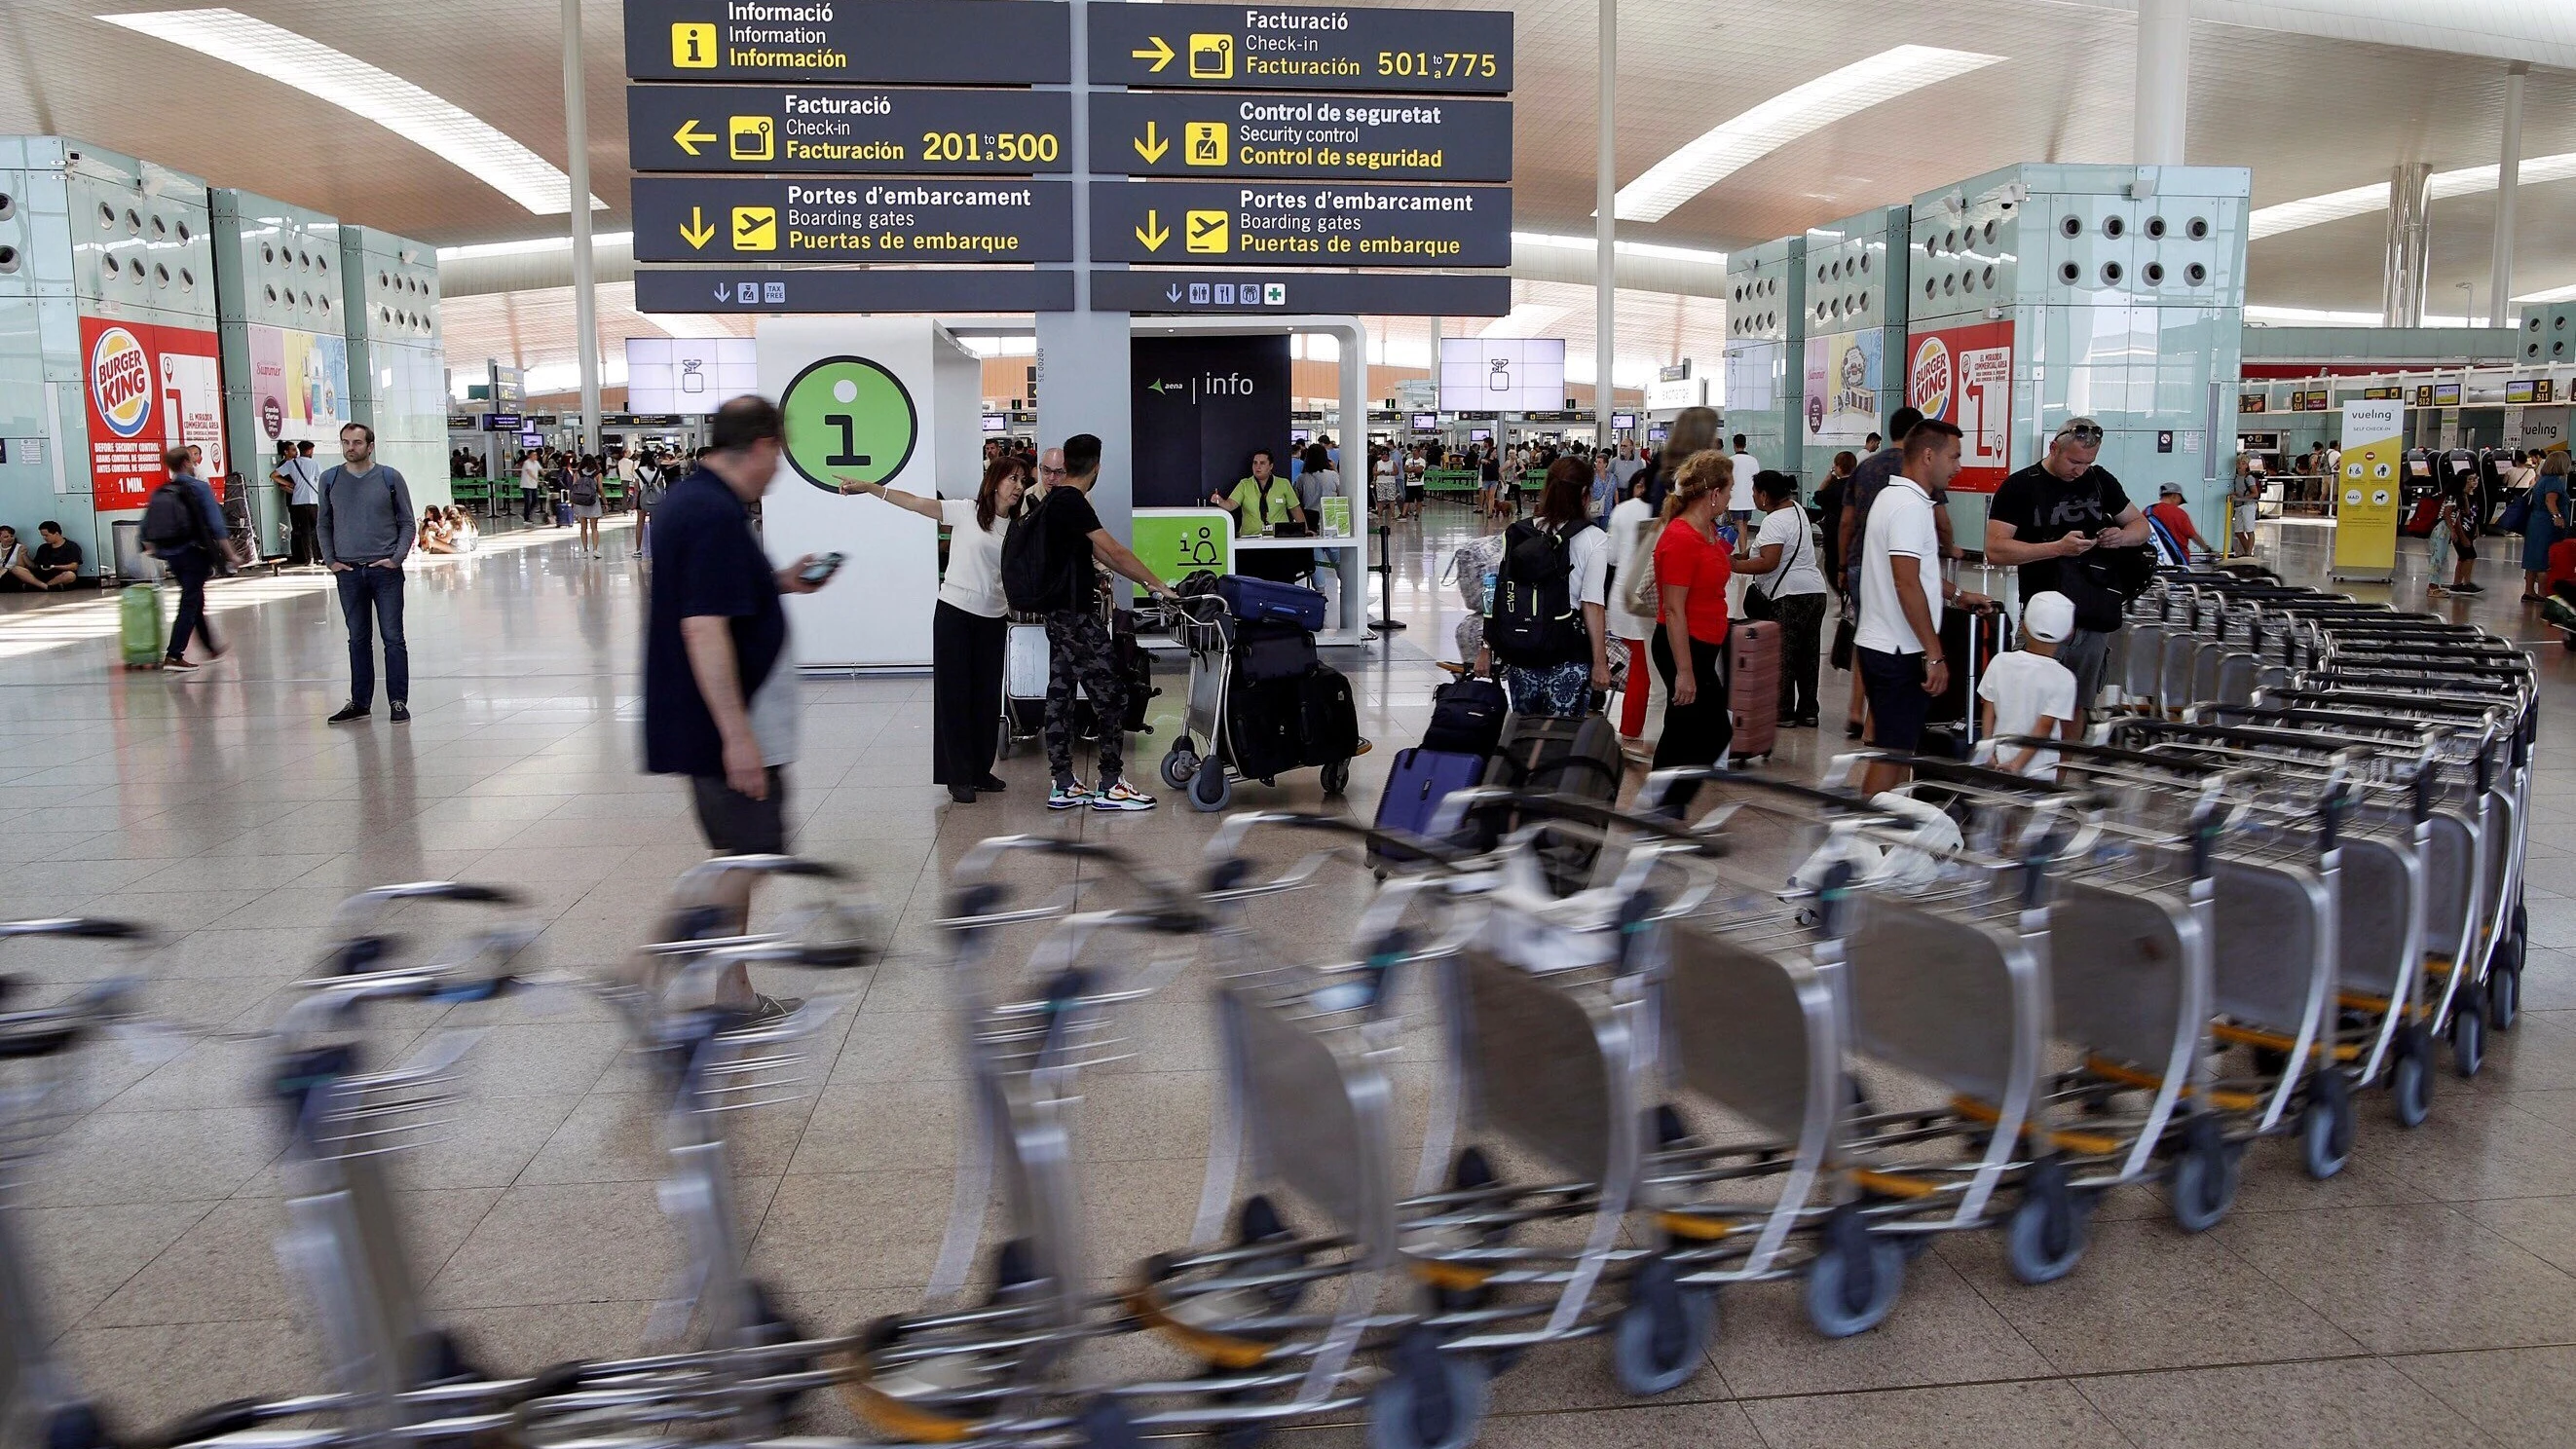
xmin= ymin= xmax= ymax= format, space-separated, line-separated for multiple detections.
xmin=0 ymin=589 xmax=2537 ymax=1449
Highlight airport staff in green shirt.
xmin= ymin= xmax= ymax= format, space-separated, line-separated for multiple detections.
xmin=1211 ymin=448 xmax=1303 ymax=534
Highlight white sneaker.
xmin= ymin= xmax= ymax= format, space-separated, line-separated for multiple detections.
xmin=1048 ymin=780 xmax=1095 ymax=810
xmin=1091 ymin=781 xmax=1157 ymax=812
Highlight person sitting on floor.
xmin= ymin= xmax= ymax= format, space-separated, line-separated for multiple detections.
xmin=417 ymin=505 xmax=457 ymax=555
xmin=2 ymin=523 xmax=81 ymax=590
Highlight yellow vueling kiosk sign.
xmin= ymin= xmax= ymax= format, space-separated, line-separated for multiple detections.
xmin=2332 ymin=399 xmax=2405 ymax=580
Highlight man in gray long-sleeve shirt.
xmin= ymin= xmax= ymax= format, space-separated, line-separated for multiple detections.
xmin=317 ymin=422 xmax=416 ymax=724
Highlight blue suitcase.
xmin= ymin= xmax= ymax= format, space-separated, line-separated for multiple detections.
xmin=1369 ymin=747 xmax=1486 ymax=869
xmin=1216 ymin=574 xmax=1328 ymax=631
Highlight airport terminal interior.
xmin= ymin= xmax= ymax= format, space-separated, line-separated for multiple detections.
xmin=2 ymin=3 xmax=2576 ymax=1448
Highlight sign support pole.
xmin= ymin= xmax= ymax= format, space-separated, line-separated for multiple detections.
xmin=1594 ymin=0 xmax=1616 ymax=453
xmin=562 ymin=0 xmax=601 ymax=452
xmin=1036 ymin=0 xmax=1134 ymax=542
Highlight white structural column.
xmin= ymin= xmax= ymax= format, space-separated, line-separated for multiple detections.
xmin=561 ymin=0 xmax=600 ymax=449
xmin=1594 ymin=0 xmax=1616 ymax=450
xmin=2490 ymin=62 xmax=2526 ymax=328
xmin=2384 ymin=162 xmax=2433 ymax=327
xmin=2132 ymin=0 xmax=2189 ymax=165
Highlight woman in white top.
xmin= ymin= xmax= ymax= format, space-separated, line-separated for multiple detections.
xmin=1735 ymin=470 xmax=1832 ymax=726
xmin=840 ymin=455 xmax=1027 ymax=803
xmin=1602 ymin=468 xmax=1663 ymax=740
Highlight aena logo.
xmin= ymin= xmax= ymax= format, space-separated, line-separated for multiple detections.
xmin=92 ymin=326 xmax=154 ymax=438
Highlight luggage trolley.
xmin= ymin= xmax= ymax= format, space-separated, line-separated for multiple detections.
xmin=2102 ymin=721 xmax=2444 ymax=1130
xmin=1155 ymin=593 xmax=1356 ymax=812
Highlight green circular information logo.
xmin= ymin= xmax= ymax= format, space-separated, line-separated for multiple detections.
xmin=780 ymin=354 xmax=917 ymax=494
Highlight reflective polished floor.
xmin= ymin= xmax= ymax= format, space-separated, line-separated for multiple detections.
xmin=4 ymin=504 xmax=2576 ymax=1449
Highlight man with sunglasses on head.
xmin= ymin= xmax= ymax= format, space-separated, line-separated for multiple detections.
xmin=1984 ymin=417 xmax=2148 ymax=730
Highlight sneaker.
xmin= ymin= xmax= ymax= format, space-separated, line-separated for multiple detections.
xmin=1048 ymin=780 xmax=1095 ymax=810
xmin=328 ymin=703 xmax=370 ymax=724
xmin=976 ymin=775 xmax=1008 ymax=793
xmin=948 ymin=784 xmax=977 ymax=804
xmin=161 ymin=657 xmax=199 ymax=672
xmin=744 ymin=993 xmax=804 ymax=1027
xmin=2455 ymin=581 xmax=2485 ymax=593
xmin=1091 ymin=781 xmax=1157 ymax=812
xmin=390 ymin=702 xmax=411 ymax=724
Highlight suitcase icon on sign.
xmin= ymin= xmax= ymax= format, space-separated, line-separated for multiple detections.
xmin=1188 ymin=33 xmax=1233 ymax=79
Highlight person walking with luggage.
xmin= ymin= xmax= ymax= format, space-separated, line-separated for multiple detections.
xmin=840 ymin=455 xmax=1027 ymax=803
xmin=1483 ymin=458 xmax=1611 ymax=718
xmin=318 ymin=423 xmax=416 ymax=724
xmin=274 ymin=439 xmax=324 ymax=567
xmin=1006 ymin=433 xmax=1179 ymax=811
xmin=1856 ymin=419 xmax=1994 ymax=795
xmin=1736 ymin=470 xmax=1830 ymax=727
xmin=644 ymin=397 xmax=839 ymax=997
xmin=138 ymin=444 xmax=230 ymax=671
xmin=1647 ymin=450 xmax=1736 ymax=811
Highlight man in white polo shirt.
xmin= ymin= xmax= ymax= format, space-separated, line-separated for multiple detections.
xmin=1854 ymin=417 xmax=1992 ymax=795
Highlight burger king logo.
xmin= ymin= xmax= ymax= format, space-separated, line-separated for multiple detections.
xmin=92 ymin=326 xmax=153 ymax=438
xmin=1909 ymin=336 xmax=1952 ymax=425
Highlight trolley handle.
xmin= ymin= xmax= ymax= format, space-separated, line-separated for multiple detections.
xmin=1205 ymin=808 xmax=1481 ymax=881
xmin=1637 ymin=764 xmax=1875 ymax=819
xmin=950 ymin=835 xmax=1207 ymax=933
xmin=1842 ymin=750 xmax=2108 ymax=809
xmin=0 ymin=916 xmax=152 ymax=943
xmin=1430 ymin=782 xmax=1736 ymax=854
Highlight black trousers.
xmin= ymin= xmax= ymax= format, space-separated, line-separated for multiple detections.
xmin=1650 ymin=627 xmax=1731 ymax=812
xmin=288 ymin=502 xmax=320 ymax=567
xmin=165 ymin=551 xmax=219 ymax=661
xmin=1766 ymin=592 xmax=1829 ymax=720
xmin=932 ymin=601 xmax=1008 ymax=787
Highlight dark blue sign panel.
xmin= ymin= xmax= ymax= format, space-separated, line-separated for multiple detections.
xmin=633 ymin=177 xmax=1074 ymax=263
xmin=1089 ymin=93 xmax=1510 ymax=181
xmin=1088 ymin=4 xmax=1512 ymax=93
xmin=1092 ymin=180 xmax=1510 ymax=266
xmin=624 ymin=0 xmax=1068 ymax=83
xmin=628 ymin=85 xmax=1071 ymax=173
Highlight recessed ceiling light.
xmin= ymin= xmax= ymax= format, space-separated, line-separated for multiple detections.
xmin=2252 ymin=151 xmax=2576 ymax=240
xmin=97 ymin=8 xmax=605 ymax=215
xmin=1614 ymin=46 xmax=2004 ymax=223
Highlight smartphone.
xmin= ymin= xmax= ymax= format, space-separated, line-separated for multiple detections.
xmin=797 ymin=551 xmax=845 ymax=586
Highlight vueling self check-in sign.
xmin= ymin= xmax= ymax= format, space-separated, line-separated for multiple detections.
xmin=633 ymin=177 xmax=1074 ymax=263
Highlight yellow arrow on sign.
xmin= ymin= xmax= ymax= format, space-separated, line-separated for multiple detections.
xmin=680 ymin=205 xmax=717 ymax=249
xmin=1132 ymin=35 xmax=1174 ymax=71
xmin=1135 ymin=208 xmax=1169 ymax=251
xmin=672 ymin=119 xmax=717 ymax=156
xmin=1134 ymin=122 xmax=1169 ymax=164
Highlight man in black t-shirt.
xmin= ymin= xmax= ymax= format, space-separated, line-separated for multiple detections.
xmin=1034 ymin=432 xmax=1180 ymax=812
xmin=1983 ymin=416 xmax=2149 ymax=724
xmin=26 ymin=522 xmax=82 ymax=588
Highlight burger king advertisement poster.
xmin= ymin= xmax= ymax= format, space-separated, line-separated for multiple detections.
xmin=1802 ymin=329 xmax=1885 ymax=448
xmin=1904 ymin=319 xmax=2014 ymax=494
xmin=82 ymin=316 xmax=226 ymax=510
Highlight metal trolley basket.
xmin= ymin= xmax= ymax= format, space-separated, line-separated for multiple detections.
xmin=1153 ymin=593 xmax=1357 ymax=813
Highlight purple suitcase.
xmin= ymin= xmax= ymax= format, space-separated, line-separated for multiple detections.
xmin=1369 ymin=748 xmax=1486 ymax=869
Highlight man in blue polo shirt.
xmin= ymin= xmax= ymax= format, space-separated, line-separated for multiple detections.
xmin=643 ymin=395 xmax=838 ymax=997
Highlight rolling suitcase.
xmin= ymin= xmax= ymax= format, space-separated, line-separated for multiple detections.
xmin=1370 ymin=748 xmax=1485 ymax=869
xmin=1000 ymin=621 xmax=1049 ymax=751
xmin=1727 ymin=619 xmax=1782 ymax=763
xmin=1482 ymin=712 xmax=1624 ymax=895
xmin=1231 ymin=618 xmax=1319 ymax=683
xmin=1296 ymin=664 xmax=1360 ymax=771
xmin=1226 ymin=676 xmax=1304 ymax=783
xmin=1919 ymin=609 xmax=2014 ymax=759
xmin=1423 ymin=676 xmax=1509 ymax=756
xmin=1215 ymin=574 xmax=1329 ymax=630
xmin=119 ymin=584 xmax=163 ymax=669
xmin=1106 ymin=607 xmax=1157 ymax=733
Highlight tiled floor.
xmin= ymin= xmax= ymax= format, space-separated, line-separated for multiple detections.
xmin=3 ymin=506 xmax=2576 ymax=1448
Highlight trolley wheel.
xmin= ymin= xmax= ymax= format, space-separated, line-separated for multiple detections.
xmin=1365 ymin=1331 xmax=1486 ymax=1449
xmin=1804 ymin=1205 xmax=1903 ymax=1338
xmin=2450 ymin=992 xmax=2487 ymax=1079
xmin=2298 ymin=1069 xmax=2355 ymax=1180
xmin=2004 ymin=1160 xmax=2092 ymax=1285
xmin=1189 ymin=761 xmax=1232 ymax=812
xmin=1320 ymin=759 xmax=1352 ymax=798
xmin=2389 ymin=1023 xmax=2433 ymax=1129
xmin=2164 ymin=1116 xmax=2240 ymax=1234
xmin=1612 ymin=1256 xmax=1715 ymax=1396
xmin=995 ymin=731 xmax=1015 ymax=760
xmin=1160 ymin=748 xmax=1198 ymax=791
xmin=1234 ymin=1194 xmax=1311 ymax=1314
xmin=2490 ymin=958 xmax=2521 ymax=1033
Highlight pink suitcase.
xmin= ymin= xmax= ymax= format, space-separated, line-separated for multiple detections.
xmin=1728 ymin=620 xmax=1782 ymax=763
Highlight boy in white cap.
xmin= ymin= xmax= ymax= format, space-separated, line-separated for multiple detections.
xmin=1980 ymin=590 xmax=2079 ymax=778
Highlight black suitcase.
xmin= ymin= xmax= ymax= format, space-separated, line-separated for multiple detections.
xmin=1109 ymin=608 xmax=1157 ymax=732
xmin=1297 ymin=665 xmax=1360 ymax=768
xmin=1480 ymin=712 xmax=1625 ymax=895
xmin=1423 ymin=677 xmax=1508 ymax=757
xmin=1227 ymin=676 xmax=1305 ymax=782
xmin=1232 ymin=618 xmax=1319 ymax=683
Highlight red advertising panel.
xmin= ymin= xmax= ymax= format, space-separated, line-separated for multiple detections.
xmin=81 ymin=316 xmax=226 ymax=510
xmin=1905 ymin=319 xmax=2013 ymax=494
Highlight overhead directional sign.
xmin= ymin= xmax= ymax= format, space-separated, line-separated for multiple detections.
xmin=635 ymin=268 xmax=1075 ymax=314
xmin=633 ymin=177 xmax=1074 ymax=263
xmin=1092 ymin=271 xmax=1510 ymax=316
xmin=625 ymin=0 xmax=1069 ymax=83
xmin=1088 ymin=3 xmax=1512 ymax=94
xmin=1089 ymin=93 xmax=1509 ymax=181
xmin=628 ymin=85 xmax=1071 ymax=173
xmin=1092 ymin=180 xmax=1510 ymax=266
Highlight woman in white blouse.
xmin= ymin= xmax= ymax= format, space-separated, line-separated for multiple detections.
xmin=840 ymin=456 xmax=1027 ymax=802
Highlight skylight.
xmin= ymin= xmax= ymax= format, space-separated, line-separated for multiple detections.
xmin=2250 ymin=151 xmax=2576 ymax=240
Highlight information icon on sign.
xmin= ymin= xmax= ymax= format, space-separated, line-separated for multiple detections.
xmin=729 ymin=116 xmax=774 ymax=163
xmin=1185 ymin=123 xmax=1228 ymax=167
xmin=671 ymin=22 xmax=716 ymax=68
xmin=1188 ymin=33 xmax=1233 ymax=79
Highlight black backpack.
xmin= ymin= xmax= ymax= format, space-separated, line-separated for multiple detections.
xmin=1000 ymin=490 xmax=1065 ymax=613
xmin=1486 ymin=519 xmax=1593 ymax=665
xmin=141 ymin=480 xmax=208 ymax=553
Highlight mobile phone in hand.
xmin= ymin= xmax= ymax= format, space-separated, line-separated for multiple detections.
xmin=798 ymin=551 xmax=845 ymax=586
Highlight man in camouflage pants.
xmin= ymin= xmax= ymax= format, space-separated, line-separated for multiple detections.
xmin=1038 ymin=433 xmax=1182 ymax=811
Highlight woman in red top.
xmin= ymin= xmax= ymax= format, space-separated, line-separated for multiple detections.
xmin=1651 ymin=449 xmax=1735 ymax=805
